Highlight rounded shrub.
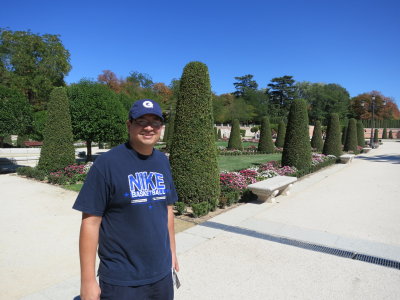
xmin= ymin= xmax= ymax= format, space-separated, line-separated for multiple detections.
xmin=281 ymin=99 xmax=311 ymax=170
xmin=227 ymin=119 xmax=243 ymax=150
xmin=356 ymin=120 xmax=365 ymax=147
xmin=258 ymin=116 xmax=274 ymax=153
xmin=38 ymin=87 xmax=75 ymax=172
xmin=323 ymin=113 xmax=342 ymax=157
xmin=382 ymin=127 xmax=388 ymax=139
xmin=275 ymin=120 xmax=286 ymax=148
xmin=311 ymin=120 xmax=323 ymax=152
xmin=169 ymin=61 xmax=220 ymax=208
xmin=344 ymin=118 xmax=358 ymax=153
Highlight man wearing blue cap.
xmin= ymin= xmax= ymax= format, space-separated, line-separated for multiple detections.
xmin=73 ymin=99 xmax=179 ymax=300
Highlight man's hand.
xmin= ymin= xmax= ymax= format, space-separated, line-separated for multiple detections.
xmin=172 ymin=252 xmax=180 ymax=272
xmin=80 ymin=279 xmax=101 ymax=300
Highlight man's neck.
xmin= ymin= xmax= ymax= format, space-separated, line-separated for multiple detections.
xmin=130 ymin=142 xmax=153 ymax=156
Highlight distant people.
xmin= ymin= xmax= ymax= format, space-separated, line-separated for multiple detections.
xmin=73 ymin=99 xmax=179 ymax=300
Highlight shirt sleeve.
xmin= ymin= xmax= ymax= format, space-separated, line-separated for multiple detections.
xmin=72 ymin=164 xmax=110 ymax=216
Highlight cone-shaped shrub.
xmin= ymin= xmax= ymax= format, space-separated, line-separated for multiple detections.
xmin=217 ymin=128 xmax=222 ymax=139
xmin=344 ymin=118 xmax=358 ymax=152
xmin=341 ymin=126 xmax=347 ymax=145
xmin=227 ymin=119 xmax=243 ymax=150
xmin=311 ymin=120 xmax=323 ymax=152
xmin=374 ymin=128 xmax=379 ymax=143
xmin=258 ymin=116 xmax=275 ymax=153
xmin=281 ymin=99 xmax=311 ymax=170
xmin=38 ymin=87 xmax=75 ymax=172
xmin=275 ymin=120 xmax=286 ymax=148
xmin=169 ymin=61 xmax=220 ymax=207
xmin=382 ymin=127 xmax=387 ymax=139
xmin=323 ymin=113 xmax=342 ymax=157
xmin=356 ymin=120 xmax=365 ymax=147
xmin=389 ymin=130 xmax=393 ymax=139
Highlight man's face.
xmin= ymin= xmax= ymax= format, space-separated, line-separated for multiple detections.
xmin=127 ymin=114 xmax=162 ymax=149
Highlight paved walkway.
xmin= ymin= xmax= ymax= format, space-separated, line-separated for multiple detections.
xmin=1 ymin=141 xmax=400 ymax=299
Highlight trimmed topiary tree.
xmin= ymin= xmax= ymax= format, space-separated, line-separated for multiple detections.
xmin=341 ymin=126 xmax=347 ymax=146
xmin=389 ymin=130 xmax=393 ymax=139
xmin=344 ymin=118 xmax=358 ymax=153
xmin=374 ymin=128 xmax=379 ymax=143
xmin=217 ymin=128 xmax=222 ymax=140
xmin=275 ymin=120 xmax=286 ymax=148
xmin=169 ymin=61 xmax=220 ymax=208
xmin=356 ymin=120 xmax=365 ymax=147
xmin=311 ymin=120 xmax=323 ymax=152
xmin=38 ymin=87 xmax=75 ymax=172
xmin=382 ymin=127 xmax=387 ymax=139
xmin=323 ymin=113 xmax=342 ymax=157
xmin=227 ymin=119 xmax=243 ymax=150
xmin=281 ymin=99 xmax=311 ymax=170
xmin=166 ymin=113 xmax=175 ymax=150
xmin=258 ymin=116 xmax=275 ymax=153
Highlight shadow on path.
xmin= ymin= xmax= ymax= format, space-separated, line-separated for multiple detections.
xmin=356 ymin=154 xmax=400 ymax=164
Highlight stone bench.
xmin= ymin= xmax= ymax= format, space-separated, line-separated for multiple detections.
xmin=339 ymin=154 xmax=355 ymax=163
xmin=247 ymin=175 xmax=297 ymax=203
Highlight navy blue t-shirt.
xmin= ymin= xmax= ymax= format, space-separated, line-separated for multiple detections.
xmin=73 ymin=143 xmax=178 ymax=286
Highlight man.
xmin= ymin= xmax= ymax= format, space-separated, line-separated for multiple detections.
xmin=73 ymin=99 xmax=179 ymax=300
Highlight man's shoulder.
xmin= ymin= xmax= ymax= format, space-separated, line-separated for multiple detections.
xmin=93 ymin=143 xmax=128 ymax=165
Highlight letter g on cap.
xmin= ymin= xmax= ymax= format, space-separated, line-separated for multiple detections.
xmin=143 ymin=101 xmax=153 ymax=108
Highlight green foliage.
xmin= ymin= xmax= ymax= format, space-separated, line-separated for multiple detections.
xmin=240 ymin=129 xmax=246 ymax=137
xmin=267 ymin=75 xmax=296 ymax=118
xmin=191 ymin=202 xmax=209 ymax=218
xmin=311 ymin=120 xmax=323 ymax=152
xmin=217 ymin=128 xmax=222 ymax=139
xmin=214 ymin=127 xmax=218 ymax=141
xmin=323 ymin=113 xmax=342 ymax=157
xmin=0 ymin=28 xmax=71 ymax=109
xmin=275 ymin=120 xmax=286 ymax=148
xmin=344 ymin=118 xmax=358 ymax=153
xmin=356 ymin=120 xmax=365 ymax=147
xmin=373 ymin=129 xmax=379 ymax=143
xmin=165 ymin=113 xmax=175 ymax=149
xmin=341 ymin=126 xmax=347 ymax=145
xmin=30 ymin=110 xmax=47 ymax=141
xmin=227 ymin=119 xmax=243 ymax=150
xmin=169 ymin=61 xmax=220 ymax=206
xmin=281 ymin=99 xmax=312 ymax=170
xmin=68 ymin=80 xmax=127 ymax=160
xmin=258 ymin=117 xmax=275 ymax=153
xmin=16 ymin=134 xmax=28 ymax=147
xmin=389 ymin=130 xmax=393 ymax=139
xmin=382 ymin=127 xmax=388 ymax=139
xmin=0 ymin=86 xmax=32 ymax=145
xmin=174 ymin=202 xmax=186 ymax=215
xmin=38 ymin=87 xmax=75 ymax=172
xmin=17 ymin=166 xmax=47 ymax=181
xmin=3 ymin=135 xmax=12 ymax=146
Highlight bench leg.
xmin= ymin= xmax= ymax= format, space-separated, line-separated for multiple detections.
xmin=267 ymin=190 xmax=279 ymax=203
xmin=281 ymin=184 xmax=294 ymax=196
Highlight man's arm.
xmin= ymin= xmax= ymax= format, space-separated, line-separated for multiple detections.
xmin=79 ymin=213 xmax=102 ymax=300
xmin=167 ymin=205 xmax=179 ymax=271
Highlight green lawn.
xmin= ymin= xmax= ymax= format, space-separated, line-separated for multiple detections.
xmin=63 ymin=183 xmax=83 ymax=192
xmin=218 ymin=153 xmax=281 ymax=171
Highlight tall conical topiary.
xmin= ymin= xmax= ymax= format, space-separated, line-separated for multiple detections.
xmin=341 ymin=126 xmax=347 ymax=145
xmin=169 ymin=61 xmax=220 ymax=207
xmin=281 ymin=99 xmax=311 ymax=170
xmin=311 ymin=120 xmax=323 ymax=152
xmin=323 ymin=113 xmax=342 ymax=157
xmin=275 ymin=120 xmax=286 ymax=148
xmin=217 ymin=128 xmax=222 ymax=140
xmin=344 ymin=118 xmax=358 ymax=152
xmin=38 ymin=87 xmax=75 ymax=172
xmin=382 ymin=127 xmax=387 ymax=139
xmin=356 ymin=120 xmax=365 ymax=147
xmin=389 ymin=130 xmax=393 ymax=139
xmin=227 ymin=119 xmax=243 ymax=150
xmin=373 ymin=128 xmax=379 ymax=143
xmin=258 ymin=116 xmax=275 ymax=153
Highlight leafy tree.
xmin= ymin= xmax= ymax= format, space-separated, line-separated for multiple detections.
xmin=281 ymin=99 xmax=311 ymax=170
xmin=68 ymin=80 xmax=127 ymax=160
xmin=267 ymin=75 xmax=296 ymax=118
xmin=258 ymin=117 xmax=274 ymax=153
xmin=97 ymin=70 xmax=121 ymax=93
xmin=30 ymin=110 xmax=47 ymax=141
xmin=344 ymin=118 xmax=358 ymax=153
xmin=233 ymin=74 xmax=258 ymax=97
xmin=382 ymin=127 xmax=388 ymax=139
xmin=126 ymin=71 xmax=154 ymax=89
xmin=356 ymin=120 xmax=365 ymax=147
xmin=169 ymin=61 xmax=220 ymax=208
xmin=242 ymin=89 xmax=269 ymax=122
xmin=311 ymin=120 xmax=323 ymax=152
xmin=0 ymin=85 xmax=32 ymax=147
xmin=275 ymin=120 xmax=286 ymax=148
xmin=227 ymin=119 xmax=243 ymax=150
xmin=0 ymin=28 xmax=71 ymax=109
xmin=323 ymin=113 xmax=342 ymax=157
xmin=38 ymin=87 xmax=75 ymax=172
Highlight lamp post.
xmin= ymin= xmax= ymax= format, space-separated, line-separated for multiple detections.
xmin=370 ymin=96 xmax=375 ymax=148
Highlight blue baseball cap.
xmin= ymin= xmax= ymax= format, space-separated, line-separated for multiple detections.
xmin=129 ymin=99 xmax=163 ymax=120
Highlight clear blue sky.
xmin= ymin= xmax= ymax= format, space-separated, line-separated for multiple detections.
xmin=2 ymin=0 xmax=400 ymax=106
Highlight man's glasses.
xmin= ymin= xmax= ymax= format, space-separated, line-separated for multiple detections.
xmin=132 ymin=119 xmax=163 ymax=128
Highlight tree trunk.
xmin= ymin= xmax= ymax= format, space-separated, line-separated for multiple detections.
xmin=86 ymin=140 xmax=92 ymax=162
xmin=0 ymin=136 xmax=4 ymax=148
